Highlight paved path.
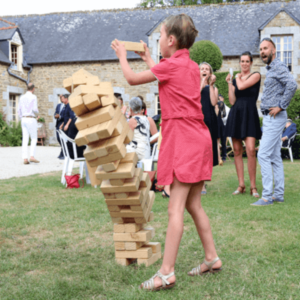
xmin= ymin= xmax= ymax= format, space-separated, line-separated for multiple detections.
xmin=0 ymin=146 xmax=80 ymax=180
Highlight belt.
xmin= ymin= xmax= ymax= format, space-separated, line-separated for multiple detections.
xmin=23 ymin=116 xmax=35 ymax=118
xmin=261 ymin=110 xmax=270 ymax=116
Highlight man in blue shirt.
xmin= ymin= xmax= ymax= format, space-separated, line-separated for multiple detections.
xmin=54 ymin=95 xmax=65 ymax=159
xmin=252 ymin=38 xmax=297 ymax=206
xmin=281 ymin=119 xmax=297 ymax=148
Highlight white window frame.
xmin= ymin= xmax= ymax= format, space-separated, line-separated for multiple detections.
xmin=271 ymin=35 xmax=293 ymax=71
xmin=9 ymin=94 xmax=19 ymax=122
xmin=155 ymin=94 xmax=161 ymax=115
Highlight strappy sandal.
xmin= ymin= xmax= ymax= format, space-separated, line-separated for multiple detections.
xmin=140 ymin=270 xmax=176 ymax=291
xmin=162 ymin=190 xmax=170 ymax=198
xmin=188 ymin=257 xmax=222 ymax=276
xmin=250 ymin=187 xmax=260 ymax=198
xmin=232 ymin=186 xmax=246 ymax=195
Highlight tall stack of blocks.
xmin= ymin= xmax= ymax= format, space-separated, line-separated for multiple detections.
xmin=63 ymin=69 xmax=162 ymax=267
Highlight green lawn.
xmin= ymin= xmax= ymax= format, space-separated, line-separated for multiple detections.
xmin=1 ymin=159 xmax=300 ymax=300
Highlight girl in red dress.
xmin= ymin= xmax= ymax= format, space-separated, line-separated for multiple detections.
xmin=111 ymin=14 xmax=222 ymax=291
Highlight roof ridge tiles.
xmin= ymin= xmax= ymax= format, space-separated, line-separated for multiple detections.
xmin=0 ymin=26 xmax=18 ymax=31
xmin=0 ymin=17 xmax=16 ymax=26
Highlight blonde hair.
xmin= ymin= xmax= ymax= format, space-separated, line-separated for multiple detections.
xmin=163 ymin=14 xmax=198 ymax=50
xmin=199 ymin=62 xmax=214 ymax=85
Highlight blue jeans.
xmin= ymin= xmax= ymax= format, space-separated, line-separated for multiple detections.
xmin=258 ymin=111 xmax=287 ymax=201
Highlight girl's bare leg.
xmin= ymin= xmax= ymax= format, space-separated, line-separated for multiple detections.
xmin=141 ymin=176 xmax=192 ymax=288
xmin=186 ymin=182 xmax=222 ymax=271
xmin=217 ymin=138 xmax=221 ymax=163
xmin=232 ymin=138 xmax=245 ymax=191
xmin=244 ymin=137 xmax=258 ymax=192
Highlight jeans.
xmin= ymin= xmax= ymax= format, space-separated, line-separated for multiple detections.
xmin=21 ymin=118 xmax=37 ymax=159
xmin=258 ymin=111 xmax=287 ymax=201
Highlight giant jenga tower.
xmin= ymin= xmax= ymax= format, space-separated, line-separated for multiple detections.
xmin=63 ymin=69 xmax=162 ymax=266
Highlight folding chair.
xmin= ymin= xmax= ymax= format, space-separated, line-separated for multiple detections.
xmin=281 ymin=133 xmax=299 ymax=163
xmin=140 ymin=132 xmax=160 ymax=171
xmin=58 ymin=130 xmax=90 ymax=185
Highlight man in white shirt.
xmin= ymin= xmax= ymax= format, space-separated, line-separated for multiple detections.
xmin=219 ymin=94 xmax=230 ymax=161
xmin=18 ymin=83 xmax=40 ymax=164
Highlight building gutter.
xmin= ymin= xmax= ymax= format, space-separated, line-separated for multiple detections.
xmin=7 ymin=63 xmax=33 ymax=85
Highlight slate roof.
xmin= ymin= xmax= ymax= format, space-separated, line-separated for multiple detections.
xmin=0 ymin=49 xmax=10 ymax=64
xmin=1 ymin=0 xmax=300 ymax=65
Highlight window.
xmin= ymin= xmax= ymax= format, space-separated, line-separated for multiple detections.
xmin=272 ymin=36 xmax=293 ymax=71
xmin=9 ymin=94 xmax=19 ymax=122
xmin=155 ymin=95 xmax=161 ymax=116
xmin=11 ymin=44 xmax=18 ymax=65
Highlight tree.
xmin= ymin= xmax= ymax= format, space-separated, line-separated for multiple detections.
xmin=189 ymin=40 xmax=223 ymax=71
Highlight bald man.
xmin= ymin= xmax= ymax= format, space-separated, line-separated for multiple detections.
xmin=251 ymin=38 xmax=297 ymax=206
xmin=18 ymin=83 xmax=40 ymax=164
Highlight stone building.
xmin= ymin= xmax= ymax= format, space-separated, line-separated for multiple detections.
xmin=1 ymin=0 xmax=300 ymax=144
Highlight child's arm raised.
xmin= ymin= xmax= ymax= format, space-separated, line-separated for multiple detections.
xmin=111 ymin=39 xmax=156 ymax=86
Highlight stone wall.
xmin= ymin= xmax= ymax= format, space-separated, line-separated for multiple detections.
xmin=29 ymin=60 xmax=158 ymax=144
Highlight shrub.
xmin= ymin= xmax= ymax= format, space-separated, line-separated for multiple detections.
xmin=190 ymin=40 xmax=223 ymax=71
xmin=0 ymin=113 xmax=22 ymax=147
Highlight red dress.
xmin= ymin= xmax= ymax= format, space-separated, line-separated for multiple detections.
xmin=151 ymin=49 xmax=213 ymax=185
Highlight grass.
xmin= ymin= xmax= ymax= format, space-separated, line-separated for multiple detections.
xmin=0 ymin=159 xmax=300 ymax=300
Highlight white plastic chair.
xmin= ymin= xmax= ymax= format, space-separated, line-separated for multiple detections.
xmin=281 ymin=133 xmax=298 ymax=163
xmin=58 ymin=130 xmax=90 ymax=185
xmin=140 ymin=132 xmax=160 ymax=171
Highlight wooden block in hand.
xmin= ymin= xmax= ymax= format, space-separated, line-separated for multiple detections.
xmin=63 ymin=77 xmax=72 ymax=93
xmin=102 ymin=160 xmax=120 ymax=172
xmin=75 ymin=105 xmax=115 ymax=131
xmin=137 ymin=251 xmax=162 ymax=266
xmin=96 ymin=163 xmax=135 ymax=180
xmin=115 ymin=247 xmax=152 ymax=259
xmin=113 ymin=229 xmax=152 ymax=242
xmin=117 ymin=41 xmax=145 ymax=52
xmin=69 ymin=95 xmax=88 ymax=116
xmin=82 ymin=93 xmax=101 ymax=111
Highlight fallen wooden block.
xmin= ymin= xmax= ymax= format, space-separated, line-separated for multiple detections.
xmin=96 ymin=163 xmax=135 ymax=180
xmin=69 ymin=95 xmax=88 ymax=116
xmin=115 ymin=247 xmax=152 ymax=259
xmin=116 ymin=41 xmax=145 ymax=52
xmin=102 ymin=160 xmax=120 ymax=172
xmin=137 ymin=251 xmax=162 ymax=267
xmin=75 ymin=105 xmax=115 ymax=131
xmin=113 ymin=229 xmax=152 ymax=242
xmin=100 ymin=168 xmax=142 ymax=193
xmin=82 ymin=93 xmax=101 ymax=111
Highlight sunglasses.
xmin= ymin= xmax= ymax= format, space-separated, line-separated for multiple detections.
xmin=260 ymin=38 xmax=276 ymax=48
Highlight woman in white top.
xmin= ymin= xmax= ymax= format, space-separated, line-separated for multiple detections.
xmin=126 ymin=97 xmax=157 ymax=160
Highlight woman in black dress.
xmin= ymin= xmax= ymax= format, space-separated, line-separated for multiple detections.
xmin=199 ymin=62 xmax=219 ymax=193
xmin=225 ymin=51 xmax=262 ymax=198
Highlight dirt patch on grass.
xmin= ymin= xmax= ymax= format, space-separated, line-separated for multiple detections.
xmin=39 ymin=172 xmax=59 ymax=177
xmin=26 ymin=270 xmax=46 ymax=276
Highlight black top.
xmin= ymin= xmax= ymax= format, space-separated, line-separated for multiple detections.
xmin=225 ymin=73 xmax=262 ymax=140
xmin=201 ymin=85 xmax=218 ymax=167
xmin=216 ymin=101 xmax=226 ymax=139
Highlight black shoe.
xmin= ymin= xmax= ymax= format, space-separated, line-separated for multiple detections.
xmin=59 ymin=156 xmax=64 ymax=160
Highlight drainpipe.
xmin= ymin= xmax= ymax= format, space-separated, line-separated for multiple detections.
xmin=7 ymin=63 xmax=33 ymax=85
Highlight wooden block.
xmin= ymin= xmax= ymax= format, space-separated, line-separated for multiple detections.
xmin=114 ymin=224 xmax=125 ymax=233
xmin=111 ymin=217 xmax=123 ymax=223
xmin=140 ymin=173 xmax=151 ymax=188
xmin=86 ymin=76 xmax=100 ymax=86
xmin=107 ymin=206 xmax=121 ymax=212
xmin=75 ymin=105 xmax=115 ymax=131
xmin=113 ymin=229 xmax=152 ymax=242
xmin=63 ymin=77 xmax=72 ymax=93
xmin=148 ymin=211 xmax=154 ymax=222
xmin=115 ymin=258 xmax=137 ymax=266
xmin=115 ymin=212 xmax=154 ymax=225
xmin=85 ymin=160 xmax=102 ymax=187
xmin=104 ymin=193 xmax=116 ymax=199
xmin=125 ymin=223 xmax=143 ymax=233
xmin=144 ymin=242 xmax=161 ymax=254
xmin=82 ymin=93 xmax=101 ymax=111
xmin=118 ymin=41 xmax=145 ymax=52
xmin=96 ymin=163 xmax=135 ymax=180
xmin=69 ymin=95 xmax=88 ymax=116
xmin=120 ymin=152 xmax=138 ymax=166
xmin=72 ymin=75 xmax=88 ymax=88
xmin=115 ymin=247 xmax=152 ymax=259
xmin=110 ymin=121 xmax=123 ymax=138
xmin=110 ymin=178 xmax=125 ymax=186
xmin=137 ymin=251 xmax=162 ymax=267
xmin=114 ymin=192 xmax=129 ymax=199
xmin=100 ymin=168 xmax=142 ymax=193
xmin=104 ymin=187 xmax=148 ymax=205
xmin=105 ymin=122 xmax=130 ymax=154
xmin=114 ymin=241 xmax=146 ymax=251
xmin=84 ymin=140 xmax=107 ymax=161
xmin=99 ymin=82 xmax=114 ymax=95
xmin=101 ymin=94 xmax=119 ymax=107
xmin=102 ymin=160 xmax=120 ymax=172
xmin=143 ymin=227 xmax=155 ymax=238
xmin=134 ymin=192 xmax=155 ymax=224
xmin=72 ymin=69 xmax=93 ymax=78
xmin=75 ymin=130 xmax=89 ymax=147
xmin=73 ymin=85 xmax=110 ymax=98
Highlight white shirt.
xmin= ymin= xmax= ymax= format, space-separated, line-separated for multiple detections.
xmin=18 ymin=91 xmax=39 ymax=118
xmin=222 ymin=104 xmax=230 ymax=126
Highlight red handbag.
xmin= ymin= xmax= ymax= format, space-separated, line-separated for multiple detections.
xmin=65 ymin=173 xmax=84 ymax=189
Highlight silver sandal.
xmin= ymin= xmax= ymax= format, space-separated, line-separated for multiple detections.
xmin=188 ymin=257 xmax=222 ymax=276
xmin=140 ymin=270 xmax=175 ymax=291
